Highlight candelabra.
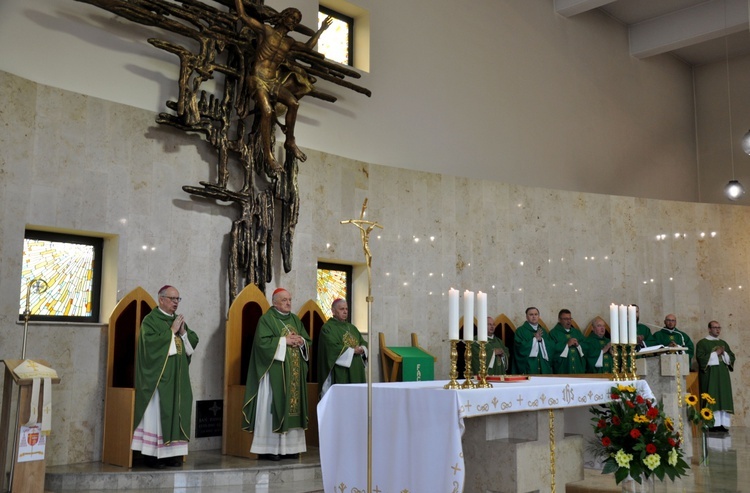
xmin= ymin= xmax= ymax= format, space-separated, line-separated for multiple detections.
xmin=443 ymin=340 xmax=461 ymax=389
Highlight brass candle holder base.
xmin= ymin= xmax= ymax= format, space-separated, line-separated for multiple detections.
xmin=476 ymin=341 xmax=493 ymax=388
xmin=627 ymin=344 xmax=638 ymax=380
xmin=610 ymin=343 xmax=639 ymax=381
xmin=610 ymin=344 xmax=621 ymax=381
xmin=461 ymin=340 xmax=477 ymax=389
xmin=444 ymin=339 xmax=461 ymax=389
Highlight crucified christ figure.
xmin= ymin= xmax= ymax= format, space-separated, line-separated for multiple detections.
xmin=235 ymin=0 xmax=332 ymax=173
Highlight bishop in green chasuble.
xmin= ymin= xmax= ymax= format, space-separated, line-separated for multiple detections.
xmin=317 ymin=299 xmax=368 ymax=397
xmin=243 ymin=289 xmax=310 ymax=457
xmin=132 ymin=286 xmax=199 ymax=462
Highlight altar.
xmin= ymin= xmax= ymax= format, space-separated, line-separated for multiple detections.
xmin=317 ymin=377 xmax=651 ymax=493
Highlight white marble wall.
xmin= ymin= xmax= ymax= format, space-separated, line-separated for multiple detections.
xmin=1 ymin=71 xmax=748 ymax=466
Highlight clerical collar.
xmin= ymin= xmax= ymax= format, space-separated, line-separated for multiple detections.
xmin=158 ymin=307 xmax=175 ymax=317
xmin=663 ymin=327 xmax=676 ymax=332
xmin=272 ymin=307 xmax=290 ymax=316
xmin=706 ymin=335 xmax=720 ymax=341
xmin=530 ymin=323 xmax=539 ymax=330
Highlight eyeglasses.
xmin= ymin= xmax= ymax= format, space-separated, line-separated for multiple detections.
xmin=161 ymin=296 xmax=182 ymax=302
xmin=710 ymin=326 xmax=721 ymax=329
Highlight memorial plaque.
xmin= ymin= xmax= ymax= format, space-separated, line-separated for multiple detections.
xmin=195 ymin=400 xmax=223 ymax=438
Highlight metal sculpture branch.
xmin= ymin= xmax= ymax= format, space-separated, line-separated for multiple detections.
xmin=74 ymin=0 xmax=371 ymax=300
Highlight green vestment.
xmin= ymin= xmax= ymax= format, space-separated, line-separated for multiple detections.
xmin=696 ymin=336 xmax=735 ymax=413
xmin=133 ymin=307 xmax=199 ymax=444
xmin=651 ymin=327 xmax=695 ymax=361
xmin=583 ymin=333 xmax=613 ymax=373
xmin=637 ymin=323 xmax=654 ymax=348
xmin=317 ymin=318 xmax=368 ymax=395
xmin=548 ymin=324 xmax=587 ymax=374
xmin=512 ymin=322 xmax=552 ymax=375
xmin=471 ymin=336 xmax=509 ymax=376
xmin=242 ymin=308 xmax=311 ymax=433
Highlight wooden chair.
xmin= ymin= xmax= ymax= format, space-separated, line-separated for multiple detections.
xmin=102 ymin=286 xmax=156 ymax=467
xmin=297 ymin=299 xmax=327 ymax=447
xmin=222 ymin=284 xmax=268 ymax=458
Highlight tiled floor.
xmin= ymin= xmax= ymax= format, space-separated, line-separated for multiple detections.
xmin=42 ymin=428 xmax=748 ymax=492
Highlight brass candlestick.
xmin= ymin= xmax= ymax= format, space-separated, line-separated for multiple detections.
xmin=627 ymin=344 xmax=638 ymax=380
xmin=476 ymin=341 xmax=493 ymax=388
xmin=444 ymin=340 xmax=461 ymax=389
xmin=610 ymin=344 xmax=621 ymax=381
xmin=461 ymin=340 xmax=477 ymax=389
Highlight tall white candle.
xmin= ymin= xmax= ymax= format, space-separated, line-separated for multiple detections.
xmin=618 ymin=304 xmax=628 ymax=345
xmin=476 ymin=291 xmax=487 ymax=341
xmin=610 ymin=303 xmax=619 ymax=344
xmin=627 ymin=305 xmax=637 ymax=344
xmin=463 ymin=290 xmax=474 ymax=341
xmin=448 ymin=288 xmax=459 ymax=340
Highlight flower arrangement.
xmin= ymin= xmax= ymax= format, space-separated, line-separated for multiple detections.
xmin=685 ymin=393 xmax=715 ymax=429
xmin=590 ymin=384 xmax=690 ymax=484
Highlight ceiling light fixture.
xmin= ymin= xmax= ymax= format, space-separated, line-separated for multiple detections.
xmin=723 ymin=35 xmax=745 ymax=201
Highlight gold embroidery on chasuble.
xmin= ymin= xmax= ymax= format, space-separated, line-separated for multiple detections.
xmin=343 ymin=330 xmax=358 ymax=348
xmin=174 ymin=335 xmax=183 ymax=355
xmin=282 ymin=322 xmax=302 ymax=416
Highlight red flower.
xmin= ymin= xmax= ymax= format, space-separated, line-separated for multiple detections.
xmin=668 ymin=438 xmax=677 ymax=447
xmin=646 ymin=443 xmax=657 ymax=454
xmin=625 ymin=400 xmax=635 ymax=408
xmin=647 ymin=407 xmax=659 ymax=419
xmin=630 ymin=429 xmax=641 ymax=439
xmin=602 ymin=437 xmax=611 ymax=447
xmin=611 ymin=393 xmax=619 ymax=399
xmin=648 ymin=423 xmax=657 ymax=432
xmin=612 ymin=416 xmax=621 ymax=425
xmin=636 ymin=395 xmax=645 ymax=404
xmin=597 ymin=419 xmax=606 ymax=429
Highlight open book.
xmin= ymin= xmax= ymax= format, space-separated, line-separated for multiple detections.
xmin=637 ymin=345 xmax=688 ymax=356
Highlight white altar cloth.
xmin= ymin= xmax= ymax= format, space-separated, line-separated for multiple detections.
xmin=317 ymin=377 xmax=650 ymax=493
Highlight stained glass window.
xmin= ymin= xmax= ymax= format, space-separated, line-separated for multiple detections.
xmin=19 ymin=230 xmax=103 ymax=323
xmin=318 ymin=7 xmax=353 ymax=66
xmin=317 ymin=262 xmax=352 ymax=319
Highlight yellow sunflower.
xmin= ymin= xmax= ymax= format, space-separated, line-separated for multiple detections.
xmin=618 ymin=384 xmax=636 ymax=393
xmin=633 ymin=414 xmax=650 ymax=424
xmin=700 ymin=408 xmax=714 ymax=421
xmin=665 ymin=417 xmax=674 ymax=431
xmin=685 ymin=394 xmax=698 ymax=406
xmin=701 ymin=393 xmax=716 ymax=405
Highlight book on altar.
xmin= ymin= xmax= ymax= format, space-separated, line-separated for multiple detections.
xmin=637 ymin=345 xmax=688 ymax=356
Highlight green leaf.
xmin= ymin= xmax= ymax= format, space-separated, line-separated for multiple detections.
xmin=602 ymin=461 xmax=619 ymax=475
